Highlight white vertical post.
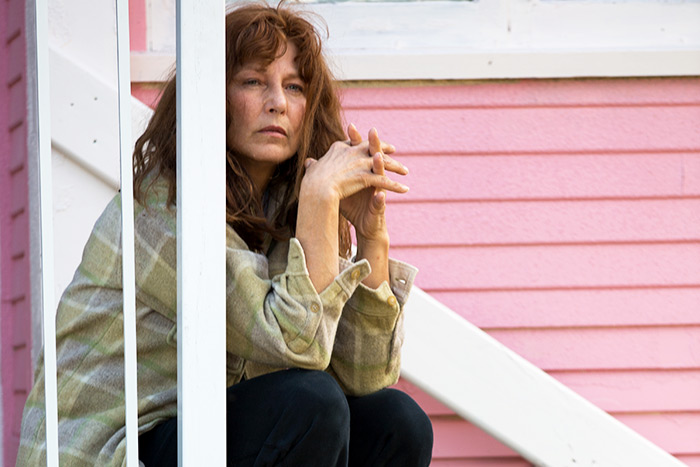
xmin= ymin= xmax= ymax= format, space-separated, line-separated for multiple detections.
xmin=176 ymin=0 xmax=227 ymax=465
xmin=34 ymin=0 xmax=59 ymax=465
xmin=115 ymin=0 xmax=139 ymax=465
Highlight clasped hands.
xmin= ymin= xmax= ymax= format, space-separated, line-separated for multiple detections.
xmin=303 ymin=123 xmax=409 ymax=243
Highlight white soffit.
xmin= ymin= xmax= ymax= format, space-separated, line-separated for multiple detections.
xmin=132 ymin=0 xmax=700 ymax=81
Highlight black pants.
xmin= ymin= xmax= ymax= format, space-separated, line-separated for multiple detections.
xmin=139 ymin=369 xmax=433 ymax=466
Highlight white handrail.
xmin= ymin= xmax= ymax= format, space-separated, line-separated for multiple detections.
xmin=401 ymin=288 xmax=685 ymax=466
xmin=175 ymin=0 xmax=227 ymax=465
xmin=115 ymin=0 xmax=139 ymax=464
xmin=34 ymin=0 xmax=59 ymax=464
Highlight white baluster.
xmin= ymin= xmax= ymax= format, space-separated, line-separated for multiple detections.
xmin=115 ymin=0 xmax=139 ymax=464
xmin=176 ymin=0 xmax=227 ymax=465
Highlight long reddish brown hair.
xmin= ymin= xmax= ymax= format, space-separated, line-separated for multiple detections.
xmin=133 ymin=2 xmax=351 ymax=256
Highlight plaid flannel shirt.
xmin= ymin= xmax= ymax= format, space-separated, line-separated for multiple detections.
xmin=16 ymin=180 xmax=417 ymax=466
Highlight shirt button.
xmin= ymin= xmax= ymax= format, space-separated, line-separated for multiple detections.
xmin=310 ymin=303 xmax=320 ymax=313
xmin=351 ymin=269 xmax=361 ymax=281
xmin=387 ymin=296 xmax=397 ymax=307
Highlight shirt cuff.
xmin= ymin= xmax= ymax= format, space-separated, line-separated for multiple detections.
xmin=340 ymin=256 xmax=418 ymax=316
xmin=286 ymin=238 xmax=372 ymax=311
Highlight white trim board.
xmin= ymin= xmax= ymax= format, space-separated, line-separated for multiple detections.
xmin=133 ymin=49 xmax=700 ymax=81
xmin=400 ymin=288 xmax=685 ymax=466
xmin=132 ymin=0 xmax=700 ymax=81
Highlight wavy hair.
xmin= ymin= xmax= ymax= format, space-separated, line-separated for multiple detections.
xmin=133 ymin=2 xmax=350 ymax=256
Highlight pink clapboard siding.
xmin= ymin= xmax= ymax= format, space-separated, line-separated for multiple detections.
xmin=340 ymin=78 xmax=700 ymax=465
xmin=1 ymin=0 xmax=32 ymax=466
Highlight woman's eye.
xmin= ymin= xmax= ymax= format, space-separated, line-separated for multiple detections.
xmin=287 ymin=83 xmax=304 ymax=93
xmin=243 ymin=78 xmax=260 ymax=86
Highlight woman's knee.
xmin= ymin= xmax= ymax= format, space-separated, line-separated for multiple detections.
xmin=380 ymin=389 xmax=433 ymax=444
xmin=349 ymin=388 xmax=433 ymax=465
xmin=283 ymin=369 xmax=350 ymax=431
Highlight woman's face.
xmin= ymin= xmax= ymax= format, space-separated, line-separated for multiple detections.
xmin=226 ymin=42 xmax=307 ymax=187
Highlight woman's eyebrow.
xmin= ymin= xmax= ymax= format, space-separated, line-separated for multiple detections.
xmin=284 ymin=71 xmax=303 ymax=81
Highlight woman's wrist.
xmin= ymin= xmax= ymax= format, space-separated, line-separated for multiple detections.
xmin=356 ymin=231 xmax=390 ymax=251
xmin=355 ymin=233 xmax=390 ymax=289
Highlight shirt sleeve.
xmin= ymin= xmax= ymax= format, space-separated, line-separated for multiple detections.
xmin=132 ymin=198 xmax=373 ymax=373
xmin=328 ymin=256 xmax=418 ymax=396
xmin=223 ymin=231 xmax=372 ymax=371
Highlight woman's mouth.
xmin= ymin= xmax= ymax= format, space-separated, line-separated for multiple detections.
xmin=259 ymin=126 xmax=287 ymax=137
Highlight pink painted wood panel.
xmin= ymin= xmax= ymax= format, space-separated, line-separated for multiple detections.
xmin=431 ymin=288 xmax=700 ymax=327
xmin=431 ymin=460 xmax=530 ymax=467
xmin=430 ymin=457 xmax=532 ymax=467
xmin=129 ymin=0 xmax=147 ymax=52
xmin=1 ymin=1 xmax=32 ymax=465
xmin=431 ymin=417 xmax=520 ymax=458
xmin=549 ymin=370 xmax=700 ymax=413
xmin=386 ymin=153 xmax=700 ymax=202
xmin=132 ymin=83 xmax=163 ymax=108
xmin=429 ymin=413 xmax=699 ymax=461
xmin=400 ymin=369 xmax=700 ymax=415
xmin=9 ymin=123 xmax=26 ymax=172
xmin=388 ymin=199 xmax=700 ymax=246
xmin=342 ymin=78 xmax=700 ymax=463
xmin=486 ymin=327 xmax=700 ymax=370
xmin=340 ymin=79 xmax=700 ymax=109
xmin=347 ymin=106 xmax=700 ymax=155
xmin=394 ymin=244 xmax=700 ymax=290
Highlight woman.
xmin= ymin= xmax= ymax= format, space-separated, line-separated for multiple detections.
xmin=17 ymin=3 xmax=433 ymax=466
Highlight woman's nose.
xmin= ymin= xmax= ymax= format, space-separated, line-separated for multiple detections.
xmin=265 ymin=85 xmax=287 ymax=114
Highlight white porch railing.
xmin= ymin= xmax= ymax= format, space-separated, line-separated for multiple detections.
xmin=34 ymin=0 xmax=227 ymax=465
xmin=114 ymin=0 xmax=139 ymax=464
xmin=31 ymin=0 xmax=687 ymax=466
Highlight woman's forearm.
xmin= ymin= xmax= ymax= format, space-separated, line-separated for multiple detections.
xmin=355 ymin=234 xmax=390 ymax=289
xmin=296 ymin=181 xmax=340 ymax=292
